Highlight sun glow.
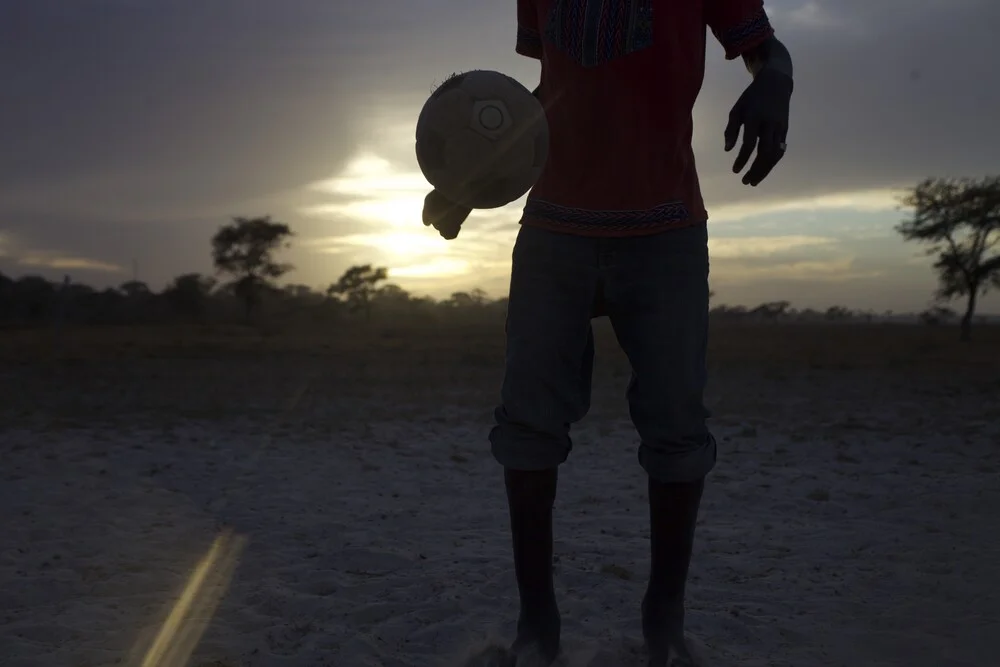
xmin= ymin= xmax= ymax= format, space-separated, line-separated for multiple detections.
xmin=303 ymin=153 xmax=429 ymax=229
xmin=312 ymin=231 xmax=448 ymax=258
xmin=390 ymin=258 xmax=471 ymax=278
xmin=301 ymin=149 xmax=485 ymax=279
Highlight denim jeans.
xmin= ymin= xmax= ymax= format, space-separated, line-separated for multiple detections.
xmin=489 ymin=223 xmax=716 ymax=483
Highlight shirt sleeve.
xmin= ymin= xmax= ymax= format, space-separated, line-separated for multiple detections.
xmin=516 ymin=0 xmax=543 ymax=59
xmin=705 ymin=0 xmax=775 ymax=60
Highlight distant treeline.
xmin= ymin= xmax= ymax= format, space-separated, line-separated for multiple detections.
xmin=0 ymin=269 xmax=976 ymax=330
xmin=0 ymin=268 xmax=502 ymax=328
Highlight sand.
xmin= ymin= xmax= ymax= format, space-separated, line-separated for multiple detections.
xmin=0 ymin=323 xmax=998 ymax=667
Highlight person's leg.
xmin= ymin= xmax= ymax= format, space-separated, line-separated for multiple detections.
xmin=489 ymin=224 xmax=601 ymax=663
xmin=603 ymin=223 xmax=714 ymax=666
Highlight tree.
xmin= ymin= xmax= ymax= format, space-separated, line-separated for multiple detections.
xmin=375 ymin=283 xmax=410 ymax=302
xmin=0 ymin=271 xmax=13 ymax=320
xmin=825 ymin=305 xmax=852 ymax=321
xmin=163 ymin=273 xmax=216 ymax=322
xmin=446 ymin=288 xmax=489 ymax=309
xmin=920 ymin=305 xmax=957 ymax=326
xmin=373 ymin=283 xmax=412 ymax=311
xmin=897 ymin=176 xmax=1000 ymax=341
xmin=327 ymin=264 xmax=388 ymax=321
xmin=12 ymin=276 xmax=57 ymax=323
xmin=749 ymin=300 xmax=791 ymax=321
xmin=211 ymin=216 xmax=294 ymax=321
xmin=119 ymin=280 xmax=151 ymax=299
xmin=282 ymin=284 xmax=322 ymax=302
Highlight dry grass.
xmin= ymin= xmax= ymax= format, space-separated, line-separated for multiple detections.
xmin=0 ymin=320 xmax=996 ymax=428
xmin=1 ymin=319 xmax=996 ymax=368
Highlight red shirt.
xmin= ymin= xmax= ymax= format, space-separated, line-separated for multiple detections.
xmin=516 ymin=0 xmax=774 ymax=236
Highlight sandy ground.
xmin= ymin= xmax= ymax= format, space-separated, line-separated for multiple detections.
xmin=1 ymin=324 xmax=998 ymax=667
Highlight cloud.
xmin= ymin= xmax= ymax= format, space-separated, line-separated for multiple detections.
xmin=301 ymin=153 xmax=431 ymax=230
xmin=390 ymin=259 xmax=471 ymax=279
xmin=771 ymin=1 xmax=852 ymax=32
xmin=313 ymin=232 xmax=450 ymax=258
xmin=709 ymin=235 xmax=836 ymax=258
xmin=308 ymin=155 xmax=428 ymax=199
xmin=715 ymin=256 xmax=882 ymax=282
xmin=18 ymin=255 xmax=123 ymax=273
xmin=708 ymin=232 xmax=881 ymax=283
xmin=710 ymin=188 xmax=903 ymax=223
xmin=0 ymin=230 xmax=124 ymax=275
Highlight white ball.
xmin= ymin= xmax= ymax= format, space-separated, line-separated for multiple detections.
xmin=415 ymin=70 xmax=549 ymax=210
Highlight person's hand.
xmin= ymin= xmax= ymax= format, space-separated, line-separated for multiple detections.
xmin=724 ymin=68 xmax=793 ymax=186
xmin=422 ymin=189 xmax=472 ymax=240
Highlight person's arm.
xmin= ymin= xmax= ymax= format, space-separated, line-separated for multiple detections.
xmin=710 ymin=1 xmax=794 ymax=186
xmin=741 ymin=35 xmax=793 ymax=80
xmin=705 ymin=0 xmax=777 ymax=66
xmin=519 ymin=0 xmax=543 ymax=100
xmin=516 ymin=0 xmax=543 ymax=60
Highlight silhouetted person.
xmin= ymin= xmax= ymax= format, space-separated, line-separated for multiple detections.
xmin=423 ymin=1 xmax=793 ymax=665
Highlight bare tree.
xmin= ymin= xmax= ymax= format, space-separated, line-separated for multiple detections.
xmin=211 ymin=216 xmax=294 ymax=321
xmin=897 ymin=176 xmax=1000 ymax=341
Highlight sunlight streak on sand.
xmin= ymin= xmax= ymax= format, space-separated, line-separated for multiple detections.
xmin=128 ymin=531 xmax=246 ymax=667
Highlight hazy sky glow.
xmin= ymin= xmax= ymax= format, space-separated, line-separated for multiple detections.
xmin=2 ymin=0 xmax=999 ymax=312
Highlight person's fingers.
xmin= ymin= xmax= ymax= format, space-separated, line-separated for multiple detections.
xmin=422 ymin=190 xmax=447 ymax=227
xmin=748 ymin=124 xmax=788 ymax=186
xmin=742 ymin=123 xmax=776 ymax=186
xmin=724 ymin=104 xmax=743 ymax=152
xmin=437 ymin=219 xmax=461 ymax=239
xmin=422 ymin=190 xmax=466 ymax=239
xmin=732 ymin=115 xmax=760 ymax=173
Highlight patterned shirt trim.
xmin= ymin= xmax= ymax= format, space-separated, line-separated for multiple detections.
xmin=516 ymin=25 xmax=543 ymax=58
xmin=545 ymin=0 xmax=653 ymax=68
xmin=715 ymin=8 xmax=774 ymax=60
xmin=522 ymin=198 xmax=692 ymax=234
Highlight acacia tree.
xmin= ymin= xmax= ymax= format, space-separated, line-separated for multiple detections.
xmin=327 ymin=264 xmax=388 ymax=321
xmin=211 ymin=216 xmax=293 ymax=321
xmin=897 ymin=176 xmax=1000 ymax=341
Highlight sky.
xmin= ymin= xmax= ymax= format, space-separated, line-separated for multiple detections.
xmin=1 ymin=0 xmax=998 ymax=313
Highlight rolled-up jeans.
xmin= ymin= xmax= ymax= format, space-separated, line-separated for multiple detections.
xmin=489 ymin=222 xmax=716 ymax=483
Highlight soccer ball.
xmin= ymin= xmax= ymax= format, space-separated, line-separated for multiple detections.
xmin=415 ymin=70 xmax=549 ymax=210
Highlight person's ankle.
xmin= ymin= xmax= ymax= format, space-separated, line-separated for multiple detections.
xmin=641 ymin=591 xmax=684 ymax=651
xmin=513 ymin=599 xmax=561 ymax=663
